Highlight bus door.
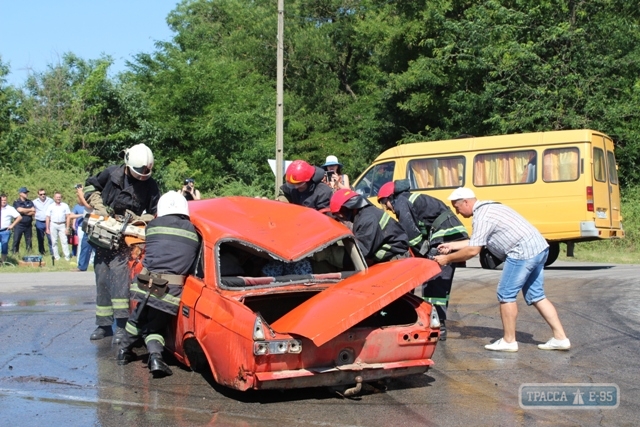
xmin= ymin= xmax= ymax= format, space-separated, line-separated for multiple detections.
xmin=604 ymin=136 xmax=622 ymax=230
xmin=591 ymin=135 xmax=613 ymax=228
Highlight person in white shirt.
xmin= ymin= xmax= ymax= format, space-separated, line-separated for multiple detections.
xmin=45 ymin=191 xmax=71 ymax=261
xmin=33 ymin=188 xmax=54 ymax=255
xmin=0 ymin=194 xmax=22 ymax=263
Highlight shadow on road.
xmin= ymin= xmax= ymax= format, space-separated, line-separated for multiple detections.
xmin=448 ymin=322 xmax=541 ymax=344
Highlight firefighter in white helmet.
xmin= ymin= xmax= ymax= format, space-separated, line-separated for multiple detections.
xmin=116 ymin=191 xmax=200 ymax=377
xmin=83 ymin=143 xmax=161 ymax=344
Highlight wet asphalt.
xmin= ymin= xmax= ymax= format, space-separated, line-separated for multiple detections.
xmin=0 ymin=259 xmax=639 ymax=427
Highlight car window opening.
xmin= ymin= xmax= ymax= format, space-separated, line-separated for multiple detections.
xmin=217 ymin=239 xmax=364 ymax=289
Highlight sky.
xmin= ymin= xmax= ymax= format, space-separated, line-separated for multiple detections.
xmin=0 ymin=0 xmax=180 ymax=87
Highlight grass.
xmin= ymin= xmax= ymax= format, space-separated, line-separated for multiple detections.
xmin=0 ymin=248 xmax=93 ymax=273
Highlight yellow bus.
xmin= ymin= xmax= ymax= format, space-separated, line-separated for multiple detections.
xmin=353 ymin=129 xmax=624 ymax=267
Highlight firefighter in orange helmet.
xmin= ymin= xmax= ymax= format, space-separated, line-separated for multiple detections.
xmin=330 ymin=189 xmax=410 ymax=266
xmin=276 ymin=160 xmax=333 ymax=210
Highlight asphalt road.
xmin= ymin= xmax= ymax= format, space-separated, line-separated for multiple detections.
xmin=0 ymin=259 xmax=639 ymax=427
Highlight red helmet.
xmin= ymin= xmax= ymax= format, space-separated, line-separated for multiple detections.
xmin=286 ymin=160 xmax=315 ymax=184
xmin=377 ymin=181 xmax=395 ymax=203
xmin=330 ymin=189 xmax=360 ymax=213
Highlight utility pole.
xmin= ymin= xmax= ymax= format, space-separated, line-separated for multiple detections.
xmin=275 ymin=0 xmax=285 ymax=196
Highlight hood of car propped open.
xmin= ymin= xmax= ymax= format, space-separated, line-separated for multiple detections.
xmin=270 ymin=257 xmax=441 ymax=347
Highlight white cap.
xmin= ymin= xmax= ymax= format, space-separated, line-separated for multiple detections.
xmin=447 ymin=187 xmax=476 ymax=201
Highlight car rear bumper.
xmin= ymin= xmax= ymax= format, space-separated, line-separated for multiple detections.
xmin=253 ymin=359 xmax=434 ymax=390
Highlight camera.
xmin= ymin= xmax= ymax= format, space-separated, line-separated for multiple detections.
xmin=75 ymin=184 xmax=83 ymax=189
xmin=325 ymin=170 xmax=335 ymax=180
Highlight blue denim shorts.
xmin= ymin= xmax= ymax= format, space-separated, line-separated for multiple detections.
xmin=0 ymin=230 xmax=11 ymax=255
xmin=496 ymin=247 xmax=549 ymax=305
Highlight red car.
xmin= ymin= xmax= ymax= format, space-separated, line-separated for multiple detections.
xmin=165 ymin=197 xmax=442 ymax=394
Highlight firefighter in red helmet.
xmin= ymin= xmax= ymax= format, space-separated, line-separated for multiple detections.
xmin=276 ymin=160 xmax=333 ymax=210
xmin=330 ymin=189 xmax=410 ymax=266
xmin=377 ymin=179 xmax=469 ymax=340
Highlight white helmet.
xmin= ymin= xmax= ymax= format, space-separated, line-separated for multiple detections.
xmin=157 ymin=191 xmax=190 ymax=217
xmin=124 ymin=143 xmax=154 ymax=181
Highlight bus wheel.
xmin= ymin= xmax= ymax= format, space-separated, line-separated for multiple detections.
xmin=545 ymin=242 xmax=560 ymax=267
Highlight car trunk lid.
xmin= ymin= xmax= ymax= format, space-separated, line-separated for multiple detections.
xmin=270 ymin=258 xmax=441 ymax=347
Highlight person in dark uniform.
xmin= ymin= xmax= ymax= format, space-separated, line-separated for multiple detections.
xmin=377 ymin=180 xmax=469 ymax=339
xmin=116 ymin=191 xmax=200 ymax=377
xmin=12 ymin=187 xmax=35 ymax=253
xmin=276 ymin=160 xmax=333 ymax=210
xmin=84 ymin=143 xmax=160 ymax=343
xmin=330 ymin=189 xmax=410 ymax=266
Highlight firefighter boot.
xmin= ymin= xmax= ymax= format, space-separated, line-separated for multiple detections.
xmin=116 ymin=347 xmax=135 ymax=365
xmin=90 ymin=326 xmax=113 ymax=341
xmin=440 ymin=320 xmax=447 ymax=341
xmin=113 ymin=318 xmax=127 ymax=345
xmin=148 ymin=353 xmax=173 ymax=377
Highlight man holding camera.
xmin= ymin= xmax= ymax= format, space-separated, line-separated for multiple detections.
xmin=181 ymin=178 xmax=201 ymax=201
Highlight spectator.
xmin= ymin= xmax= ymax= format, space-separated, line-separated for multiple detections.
xmin=276 ymin=160 xmax=333 ymax=210
xmin=330 ymin=189 xmax=410 ymax=266
xmin=321 ymin=155 xmax=350 ymax=191
xmin=12 ymin=187 xmax=35 ymax=254
xmin=0 ymin=194 xmax=22 ymax=264
xmin=180 ymin=178 xmax=201 ymax=201
xmin=33 ymin=188 xmax=54 ymax=255
xmin=73 ymin=185 xmax=95 ymax=271
xmin=45 ymin=191 xmax=71 ymax=261
xmin=84 ymin=143 xmax=160 ymax=343
xmin=434 ymin=187 xmax=570 ymax=352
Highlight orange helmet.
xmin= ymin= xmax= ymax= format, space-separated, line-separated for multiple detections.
xmin=377 ymin=181 xmax=395 ymax=203
xmin=330 ymin=189 xmax=364 ymax=213
xmin=286 ymin=160 xmax=315 ymax=184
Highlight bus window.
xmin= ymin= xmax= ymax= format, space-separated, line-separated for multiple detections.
xmin=542 ymin=147 xmax=580 ymax=182
xmin=607 ymin=151 xmax=619 ymax=185
xmin=473 ymin=150 xmax=537 ymax=186
xmin=407 ymin=157 xmax=465 ymax=189
xmin=593 ymin=148 xmax=606 ymax=182
xmin=355 ymin=161 xmax=395 ymax=198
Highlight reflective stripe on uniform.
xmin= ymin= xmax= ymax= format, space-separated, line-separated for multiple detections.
xmin=379 ymin=212 xmax=391 ymax=229
xmin=423 ymin=296 xmax=449 ymax=306
xmin=126 ymin=322 xmax=140 ymax=336
xmin=431 ymin=225 xmax=468 ymax=241
xmin=145 ymin=334 xmax=165 ymax=346
xmin=112 ymin=298 xmax=130 ymax=310
xmin=375 ymin=243 xmax=392 ymax=261
xmin=409 ymin=234 xmax=423 ymax=246
xmin=146 ymin=226 xmax=199 ymax=243
xmin=130 ymin=283 xmax=181 ymax=307
xmin=409 ymin=193 xmax=420 ymax=203
xmin=96 ymin=305 xmax=114 ymax=317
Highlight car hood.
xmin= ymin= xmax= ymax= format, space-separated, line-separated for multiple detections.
xmin=270 ymin=257 xmax=441 ymax=347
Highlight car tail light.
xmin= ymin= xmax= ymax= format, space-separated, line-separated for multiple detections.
xmin=253 ymin=317 xmax=266 ymax=340
xmin=253 ymin=339 xmax=303 ymax=355
xmin=586 ymin=186 xmax=594 ymax=212
xmin=430 ymin=305 xmax=440 ymax=329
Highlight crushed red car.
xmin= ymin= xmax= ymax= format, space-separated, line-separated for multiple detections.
xmin=161 ymin=196 xmax=442 ymax=393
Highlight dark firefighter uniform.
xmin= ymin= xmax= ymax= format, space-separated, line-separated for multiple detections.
xmin=85 ymin=164 xmax=160 ymax=340
xmin=393 ymin=191 xmax=468 ymax=323
xmin=277 ymin=167 xmax=333 ymax=210
xmin=353 ymin=204 xmax=410 ymax=265
xmin=118 ymin=213 xmax=200 ymax=375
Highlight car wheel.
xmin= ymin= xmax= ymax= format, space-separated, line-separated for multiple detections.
xmin=545 ymin=242 xmax=560 ymax=267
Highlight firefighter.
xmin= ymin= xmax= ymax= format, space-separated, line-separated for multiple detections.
xmin=276 ymin=160 xmax=333 ymax=210
xmin=117 ymin=191 xmax=200 ymax=377
xmin=330 ymin=189 xmax=410 ymax=265
xmin=84 ymin=143 xmax=160 ymax=343
xmin=377 ymin=180 xmax=469 ymax=340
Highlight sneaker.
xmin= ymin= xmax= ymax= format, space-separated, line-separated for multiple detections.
xmin=484 ymin=338 xmax=518 ymax=352
xmin=538 ymin=337 xmax=571 ymax=350
xmin=65 ymin=257 xmax=71 ymax=261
